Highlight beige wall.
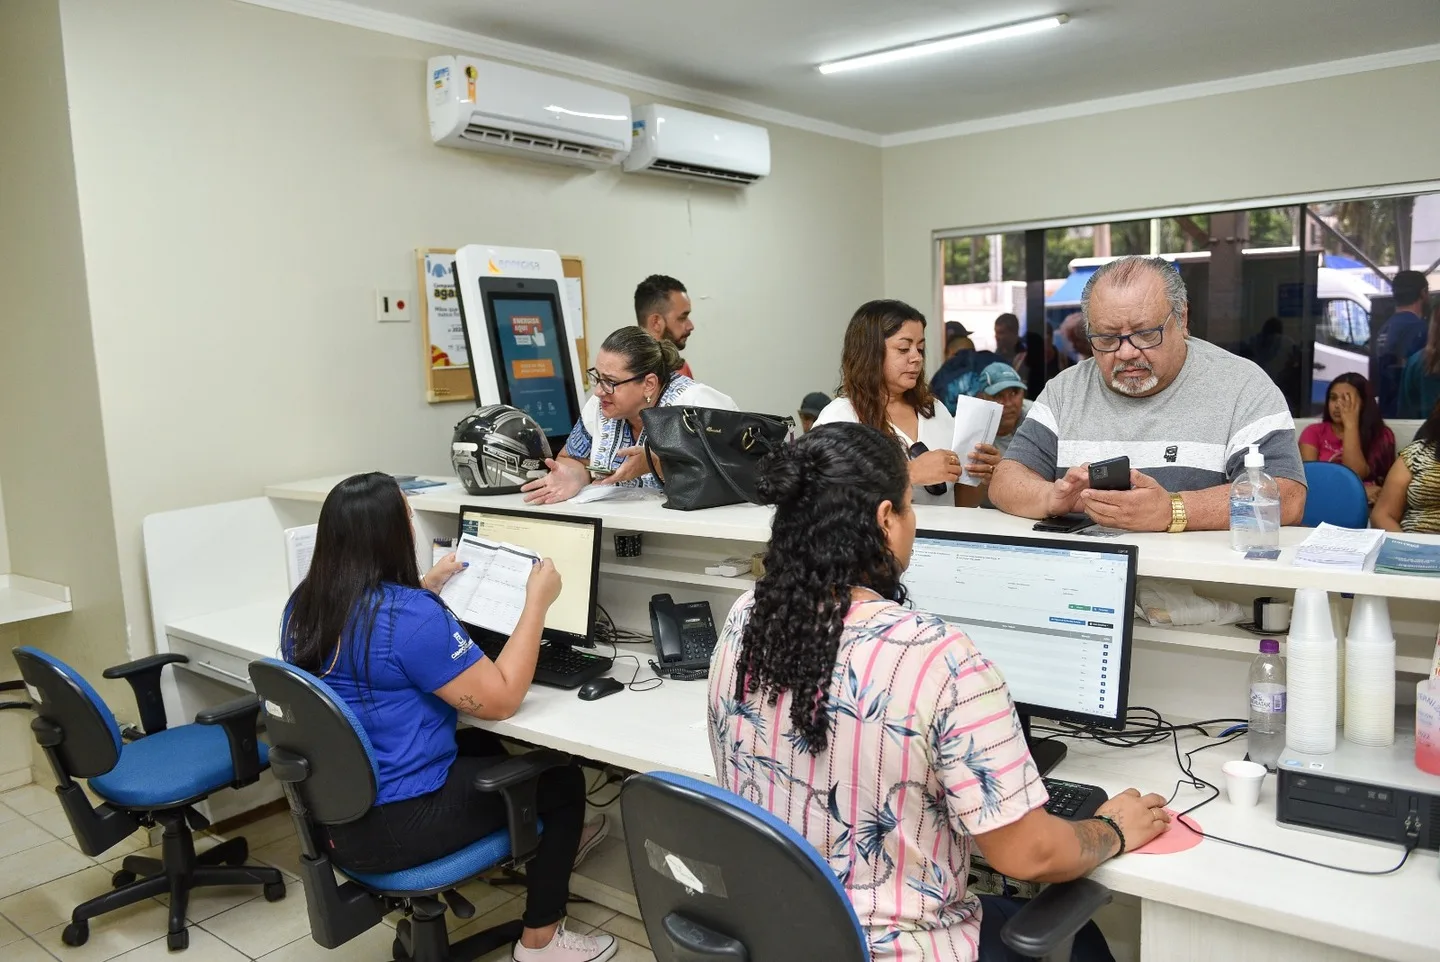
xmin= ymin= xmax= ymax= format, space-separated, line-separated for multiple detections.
xmin=0 ymin=475 xmax=10 ymax=575
xmin=882 ymin=60 xmax=1440 ymax=313
xmin=56 ymin=0 xmax=884 ymax=658
xmin=0 ymin=0 xmax=130 ymax=689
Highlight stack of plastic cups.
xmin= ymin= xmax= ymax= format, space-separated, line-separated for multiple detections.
xmin=1286 ymin=588 xmax=1338 ymax=755
xmin=1344 ymin=595 xmax=1396 ymax=747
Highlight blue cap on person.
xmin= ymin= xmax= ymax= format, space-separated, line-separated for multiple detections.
xmin=974 ymin=362 xmax=1025 ymax=397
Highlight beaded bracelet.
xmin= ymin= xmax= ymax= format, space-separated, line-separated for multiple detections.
xmin=1093 ymin=814 xmax=1126 ymax=855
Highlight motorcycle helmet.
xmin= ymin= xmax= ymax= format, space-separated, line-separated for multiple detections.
xmin=451 ymin=404 xmax=552 ymax=495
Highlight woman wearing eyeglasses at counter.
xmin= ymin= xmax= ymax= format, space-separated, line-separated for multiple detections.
xmin=522 ymin=326 xmax=738 ymax=504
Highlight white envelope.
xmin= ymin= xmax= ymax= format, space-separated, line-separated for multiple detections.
xmin=949 ymin=395 xmax=1003 ymax=487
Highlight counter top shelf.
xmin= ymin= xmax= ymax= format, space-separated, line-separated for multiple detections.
xmin=0 ymin=574 xmax=73 ymax=626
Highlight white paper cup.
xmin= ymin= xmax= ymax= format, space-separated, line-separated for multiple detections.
xmin=1288 ymin=589 xmax=1335 ymax=642
xmin=1222 ymin=760 xmax=1267 ymax=807
xmin=1347 ymin=595 xmax=1393 ymax=644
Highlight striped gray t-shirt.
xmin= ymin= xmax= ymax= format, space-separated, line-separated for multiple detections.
xmin=1004 ymin=337 xmax=1306 ymax=490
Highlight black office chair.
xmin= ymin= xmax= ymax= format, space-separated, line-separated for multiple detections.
xmin=248 ymin=657 xmax=573 ymax=962
xmin=622 ymin=772 xmax=1113 ymax=962
xmin=12 ymin=646 xmax=285 ymax=951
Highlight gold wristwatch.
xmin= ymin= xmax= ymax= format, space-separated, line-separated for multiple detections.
xmin=1166 ymin=494 xmax=1188 ymax=533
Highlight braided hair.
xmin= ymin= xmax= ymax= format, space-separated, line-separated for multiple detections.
xmin=734 ymin=422 xmax=911 ymax=753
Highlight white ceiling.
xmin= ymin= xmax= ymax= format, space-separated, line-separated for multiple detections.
xmin=345 ymin=0 xmax=1440 ymax=136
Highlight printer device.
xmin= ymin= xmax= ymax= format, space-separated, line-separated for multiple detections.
xmin=1275 ymin=729 xmax=1440 ymax=850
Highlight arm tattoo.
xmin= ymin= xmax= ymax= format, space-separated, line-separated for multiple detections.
xmin=1072 ymin=818 xmax=1120 ymax=866
xmin=455 ymin=694 xmax=484 ymax=717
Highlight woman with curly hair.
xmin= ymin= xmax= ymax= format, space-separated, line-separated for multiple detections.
xmin=706 ymin=423 xmax=1169 ymax=962
xmin=813 ymin=299 xmax=964 ymax=505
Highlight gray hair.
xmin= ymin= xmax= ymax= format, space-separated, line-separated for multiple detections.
xmin=1080 ymin=256 xmax=1188 ymax=330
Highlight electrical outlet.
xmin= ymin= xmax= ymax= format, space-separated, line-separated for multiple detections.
xmin=375 ymin=290 xmax=413 ymax=322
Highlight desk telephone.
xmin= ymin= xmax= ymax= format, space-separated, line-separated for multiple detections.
xmin=649 ymin=593 xmax=719 ymax=680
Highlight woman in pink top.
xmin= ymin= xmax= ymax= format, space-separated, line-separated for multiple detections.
xmin=706 ymin=423 xmax=1170 ymax=962
xmin=1299 ymin=373 xmax=1396 ymax=503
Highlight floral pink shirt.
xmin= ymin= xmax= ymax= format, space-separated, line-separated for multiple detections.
xmin=707 ymin=592 xmax=1046 ymax=962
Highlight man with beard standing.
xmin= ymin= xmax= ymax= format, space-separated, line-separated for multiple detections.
xmin=991 ymin=256 xmax=1307 ymax=532
xmin=635 ymin=274 xmax=695 ymax=379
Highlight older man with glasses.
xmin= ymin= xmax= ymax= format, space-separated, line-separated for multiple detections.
xmin=991 ymin=256 xmax=1307 ymax=533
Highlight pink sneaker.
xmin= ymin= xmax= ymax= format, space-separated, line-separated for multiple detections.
xmin=512 ymin=922 xmax=617 ymax=962
xmin=574 ymin=815 xmax=608 ymax=869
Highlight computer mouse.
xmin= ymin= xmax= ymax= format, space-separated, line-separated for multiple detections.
xmin=577 ymin=677 xmax=624 ymax=701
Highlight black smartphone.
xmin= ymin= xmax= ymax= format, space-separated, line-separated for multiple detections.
xmin=1088 ymin=455 xmax=1132 ymax=491
xmin=1033 ymin=513 xmax=1096 ymax=534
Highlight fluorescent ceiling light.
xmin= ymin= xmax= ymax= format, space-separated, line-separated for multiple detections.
xmin=818 ymin=14 xmax=1069 ymax=75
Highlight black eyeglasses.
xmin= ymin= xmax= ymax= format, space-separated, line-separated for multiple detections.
xmin=1086 ymin=313 xmax=1174 ymax=353
xmin=586 ymin=368 xmax=646 ymax=395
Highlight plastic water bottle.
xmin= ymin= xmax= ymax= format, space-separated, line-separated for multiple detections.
xmin=1249 ymin=638 xmax=1287 ymax=769
xmin=1230 ymin=444 xmax=1281 ymax=552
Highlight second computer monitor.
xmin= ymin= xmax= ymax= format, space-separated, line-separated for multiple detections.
xmin=457 ymin=505 xmax=601 ymax=648
xmin=903 ymin=531 xmax=1137 ymax=770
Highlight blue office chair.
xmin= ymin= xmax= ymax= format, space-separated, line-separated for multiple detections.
xmin=12 ymin=647 xmax=285 ymax=951
xmin=622 ymin=772 xmax=1113 ymax=962
xmin=1301 ymin=461 xmax=1370 ymax=528
xmin=248 ymin=657 xmax=572 ymax=962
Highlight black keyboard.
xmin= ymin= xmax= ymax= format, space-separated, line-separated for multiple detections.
xmin=1042 ymin=777 xmax=1107 ymax=821
xmin=478 ymin=640 xmax=611 ymax=690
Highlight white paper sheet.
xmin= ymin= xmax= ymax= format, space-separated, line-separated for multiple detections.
xmin=284 ymin=525 xmax=317 ymax=590
xmin=948 ymin=395 xmax=1003 ymax=487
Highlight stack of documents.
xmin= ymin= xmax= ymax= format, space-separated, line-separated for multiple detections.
xmin=1292 ymin=523 xmax=1385 ymax=572
xmin=1374 ymin=537 xmax=1440 ymax=577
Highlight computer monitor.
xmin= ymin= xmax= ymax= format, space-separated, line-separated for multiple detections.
xmin=456 ymin=505 xmax=601 ymax=650
xmin=457 ymin=274 xmax=584 ymax=451
xmin=903 ymin=531 xmax=1138 ymax=775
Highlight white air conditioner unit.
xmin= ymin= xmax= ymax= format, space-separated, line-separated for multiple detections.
xmin=623 ymin=104 xmax=770 ymax=187
xmin=427 ymin=55 xmax=631 ymax=169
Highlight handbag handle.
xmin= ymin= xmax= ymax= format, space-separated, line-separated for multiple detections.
xmin=691 ymin=410 xmax=785 ymax=506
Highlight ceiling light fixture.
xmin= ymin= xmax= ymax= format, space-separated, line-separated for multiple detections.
xmin=817 ymin=14 xmax=1069 ymax=75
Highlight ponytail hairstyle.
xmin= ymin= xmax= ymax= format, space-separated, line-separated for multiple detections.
xmin=734 ymin=422 xmax=911 ymax=753
xmin=599 ymin=326 xmax=684 ymax=394
xmin=839 ymin=299 xmax=935 ymax=438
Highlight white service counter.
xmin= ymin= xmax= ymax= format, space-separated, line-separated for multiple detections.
xmin=139 ymin=475 xmax=1440 ymax=962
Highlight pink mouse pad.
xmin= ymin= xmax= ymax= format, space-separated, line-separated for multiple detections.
xmin=1130 ymin=809 xmax=1203 ymax=855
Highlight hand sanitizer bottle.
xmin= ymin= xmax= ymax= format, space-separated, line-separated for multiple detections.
xmin=1230 ymin=444 xmax=1281 ymax=553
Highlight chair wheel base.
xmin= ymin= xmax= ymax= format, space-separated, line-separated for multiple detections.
xmin=227 ymin=840 xmax=249 ymax=865
xmin=264 ymin=880 xmax=286 ymax=903
xmin=62 ymin=921 xmax=89 ymax=947
xmin=168 ymin=928 xmax=189 ymax=951
xmin=111 ymin=870 xmax=137 ymax=888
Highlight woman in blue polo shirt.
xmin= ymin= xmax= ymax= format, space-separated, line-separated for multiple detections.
xmin=282 ymin=472 xmax=616 ymax=962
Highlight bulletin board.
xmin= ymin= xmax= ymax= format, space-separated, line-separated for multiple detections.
xmin=417 ymin=247 xmax=473 ymax=404
xmin=561 ymin=255 xmax=591 ymax=388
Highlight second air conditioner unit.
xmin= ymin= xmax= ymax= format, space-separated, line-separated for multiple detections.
xmin=623 ymin=104 xmax=770 ymax=187
xmin=427 ymin=55 xmax=632 ymax=169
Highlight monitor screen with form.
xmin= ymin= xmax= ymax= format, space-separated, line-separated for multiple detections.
xmin=457 ymin=505 xmax=601 ymax=647
xmin=903 ymin=531 xmax=1136 ymax=732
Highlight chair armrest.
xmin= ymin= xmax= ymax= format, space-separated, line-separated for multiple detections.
xmin=1000 ymin=877 xmax=1112 ymax=960
xmin=103 ymin=654 xmax=188 ymax=735
xmin=194 ymin=695 xmax=265 ymax=787
xmin=471 ymin=749 xmax=572 ymax=867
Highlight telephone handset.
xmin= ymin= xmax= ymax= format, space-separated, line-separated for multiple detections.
xmin=649 ymin=593 xmax=719 ymax=676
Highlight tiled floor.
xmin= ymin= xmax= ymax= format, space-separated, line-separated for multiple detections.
xmin=0 ymin=786 xmax=654 ymax=962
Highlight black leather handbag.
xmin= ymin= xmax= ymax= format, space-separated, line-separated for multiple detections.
xmin=640 ymin=407 xmax=793 ymax=510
